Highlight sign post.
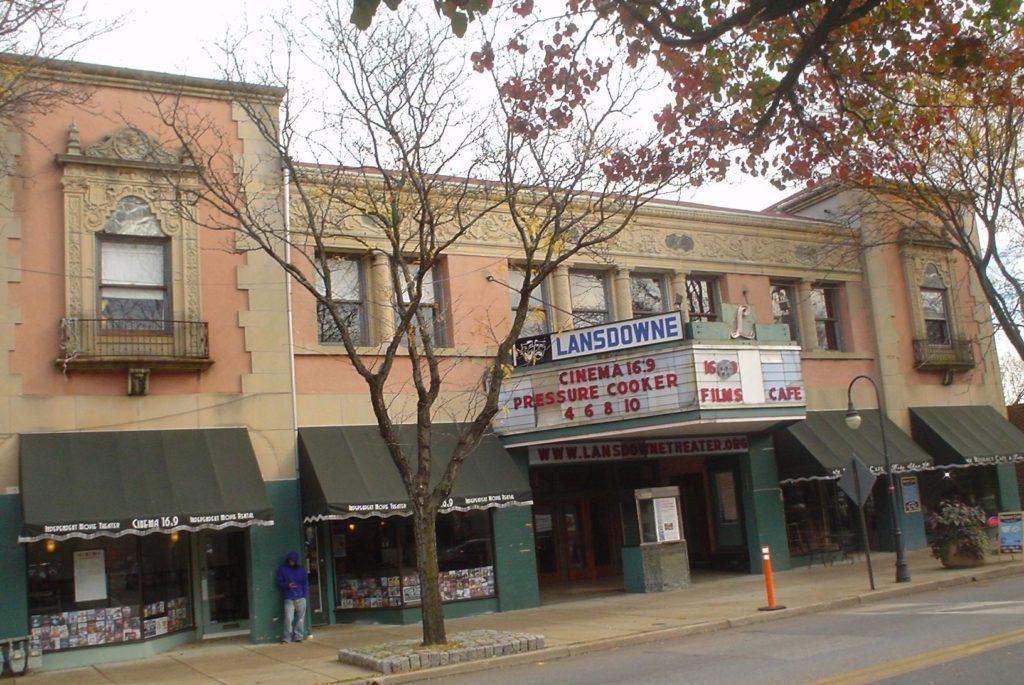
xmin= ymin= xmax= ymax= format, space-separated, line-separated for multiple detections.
xmin=838 ymin=456 xmax=877 ymax=591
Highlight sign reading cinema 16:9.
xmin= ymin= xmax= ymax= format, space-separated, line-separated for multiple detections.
xmin=493 ymin=340 xmax=805 ymax=435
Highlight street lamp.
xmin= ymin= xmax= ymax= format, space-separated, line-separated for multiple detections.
xmin=845 ymin=375 xmax=912 ymax=583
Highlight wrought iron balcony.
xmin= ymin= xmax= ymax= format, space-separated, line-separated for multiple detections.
xmin=912 ymin=337 xmax=975 ymax=371
xmin=57 ymin=318 xmax=212 ymax=370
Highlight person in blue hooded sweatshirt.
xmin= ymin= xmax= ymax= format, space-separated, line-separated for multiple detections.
xmin=275 ymin=551 xmax=309 ymax=642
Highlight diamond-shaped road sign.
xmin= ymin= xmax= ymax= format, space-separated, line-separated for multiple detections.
xmin=838 ymin=456 xmax=876 ymax=507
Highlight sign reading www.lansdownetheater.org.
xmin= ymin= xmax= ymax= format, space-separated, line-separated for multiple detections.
xmin=512 ymin=311 xmax=684 ymax=367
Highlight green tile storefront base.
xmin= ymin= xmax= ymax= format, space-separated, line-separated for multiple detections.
xmin=248 ymin=479 xmax=303 ymax=644
xmin=34 ymin=629 xmax=197 ymax=671
xmin=493 ymin=505 xmax=539 ymax=612
xmin=622 ymin=547 xmax=645 ymax=592
xmin=0 ymin=494 xmax=28 ymax=641
xmin=334 ymin=599 xmax=500 ymax=625
xmin=997 ymin=463 xmax=1022 ymax=511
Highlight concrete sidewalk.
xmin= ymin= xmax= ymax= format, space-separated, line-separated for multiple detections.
xmin=13 ymin=550 xmax=1024 ymax=685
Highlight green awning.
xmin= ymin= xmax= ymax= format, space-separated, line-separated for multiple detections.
xmin=298 ymin=424 xmax=532 ymax=520
xmin=910 ymin=405 xmax=1024 ymax=467
xmin=19 ymin=428 xmax=273 ymax=542
xmin=775 ymin=410 xmax=933 ymax=482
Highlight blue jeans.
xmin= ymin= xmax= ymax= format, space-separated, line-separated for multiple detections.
xmin=282 ymin=597 xmax=307 ymax=642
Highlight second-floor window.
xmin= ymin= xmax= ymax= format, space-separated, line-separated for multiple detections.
xmin=630 ymin=273 xmax=668 ymax=317
xmin=98 ymin=197 xmax=168 ymax=331
xmin=810 ymin=284 xmax=843 ymax=350
xmin=315 ymin=255 xmax=366 ymax=345
xmin=570 ymin=269 xmax=610 ymax=328
xmin=687 ymin=276 xmax=719 ymax=322
xmin=920 ymin=264 xmax=951 ymax=346
xmin=508 ymin=266 xmax=551 ymax=338
xmin=396 ymin=265 xmax=447 ymax=347
xmin=770 ymin=282 xmax=800 ymax=342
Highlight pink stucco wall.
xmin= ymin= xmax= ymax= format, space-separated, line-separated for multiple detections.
xmin=9 ymin=85 xmax=252 ymax=396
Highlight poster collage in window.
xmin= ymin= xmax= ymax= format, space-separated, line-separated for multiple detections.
xmin=337 ymin=566 xmax=495 ymax=610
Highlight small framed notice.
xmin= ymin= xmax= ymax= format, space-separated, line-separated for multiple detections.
xmin=654 ymin=497 xmax=682 ymax=543
xmin=74 ymin=549 xmax=108 ymax=603
xmin=900 ymin=476 xmax=921 ymax=514
xmin=716 ymin=472 xmax=738 ymax=523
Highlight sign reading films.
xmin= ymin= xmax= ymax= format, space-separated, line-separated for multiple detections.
xmin=493 ymin=344 xmax=805 ymax=435
xmin=529 ymin=436 xmax=750 ymax=465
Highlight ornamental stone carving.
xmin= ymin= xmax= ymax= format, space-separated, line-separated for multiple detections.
xmin=60 ymin=125 xmax=202 ymax=322
xmin=78 ymin=127 xmax=180 ymax=165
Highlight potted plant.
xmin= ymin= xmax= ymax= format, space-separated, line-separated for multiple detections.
xmin=927 ymin=499 xmax=990 ymax=568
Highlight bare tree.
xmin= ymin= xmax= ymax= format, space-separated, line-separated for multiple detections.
xmin=835 ymin=68 xmax=1024 ymax=362
xmin=1001 ymin=351 xmax=1024 ymax=406
xmin=155 ymin=2 xmax=672 ymax=645
xmin=0 ymin=2 xmax=120 ymax=159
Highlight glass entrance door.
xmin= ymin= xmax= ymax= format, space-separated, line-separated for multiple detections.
xmin=195 ymin=530 xmax=250 ymax=636
xmin=534 ymin=499 xmax=621 ymax=583
xmin=561 ymin=502 xmax=588 ymax=580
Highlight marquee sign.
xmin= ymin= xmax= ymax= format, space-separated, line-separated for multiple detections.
xmin=493 ymin=344 xmax=804 ymax=436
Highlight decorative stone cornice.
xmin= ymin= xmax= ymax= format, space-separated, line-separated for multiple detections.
xmin=57 ymin=126 xmax=194 ymax=173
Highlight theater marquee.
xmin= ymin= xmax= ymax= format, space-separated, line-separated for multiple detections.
xmin=493 ymin=344 xmax=804 ymax=436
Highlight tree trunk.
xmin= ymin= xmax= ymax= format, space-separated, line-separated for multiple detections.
xmin=413 ymin=503 xmax=446 ymax=645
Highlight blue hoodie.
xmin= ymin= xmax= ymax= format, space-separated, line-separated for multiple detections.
xmin=276 ymin=551 xmax=308 ymax=600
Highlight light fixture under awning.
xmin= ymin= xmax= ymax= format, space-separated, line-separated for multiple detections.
xmin=298 ymin=424 xmax=532 ymax=521
xmin=18 ymin=427 xmax=274 ymax=542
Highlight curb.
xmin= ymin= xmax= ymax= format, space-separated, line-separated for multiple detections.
xmin=359 ymin=562 xmax=1024 ymax=684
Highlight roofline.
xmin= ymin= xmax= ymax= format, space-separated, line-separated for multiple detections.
xmin=766 ymin=181 xmax=846 ymax=214
xmin=293 ymin=163 xmax=841 ymax=234
xmin=0 ymin=52 xmax=286 ymax=104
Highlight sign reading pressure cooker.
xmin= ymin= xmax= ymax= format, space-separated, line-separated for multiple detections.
xmin=494 ymin=344 xmax=804 ymax=435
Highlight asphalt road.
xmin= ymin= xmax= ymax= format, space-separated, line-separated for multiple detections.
xmin=417 ymin=575 xmax=1024 ymax=685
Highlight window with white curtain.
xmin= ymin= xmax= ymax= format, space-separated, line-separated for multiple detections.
xmin=98 ymin=197 xmax=168 ymax=330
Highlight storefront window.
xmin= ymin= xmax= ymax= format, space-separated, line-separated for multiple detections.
xmin=782 ymin=480 xmax=860 ymax=556
xmin=919 ymin=467 xmax=999 ymax=520
xmin=331 ymin=511 xmax=496 ymax=610
xmin=139 ymin=534 xmax=192 ymax=636
xmin=26 ymin=533 xmax=193 ymax=653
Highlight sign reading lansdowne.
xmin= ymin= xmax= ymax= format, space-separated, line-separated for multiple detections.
xmin=512 ymin=311 xmax=685 ymax=366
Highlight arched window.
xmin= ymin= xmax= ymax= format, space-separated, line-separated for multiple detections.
xmin=920 ymin=264 xmax=951 ymax=346
xmin=98 ymin=197 xmax=169 ymax=329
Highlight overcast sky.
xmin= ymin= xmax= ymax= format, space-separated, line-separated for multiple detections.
xmin=69 ymin=0 xmax=789 ymax=212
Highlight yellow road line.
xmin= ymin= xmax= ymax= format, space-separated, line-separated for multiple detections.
xmin=804 ymin=627 xmax=1024 ymax=685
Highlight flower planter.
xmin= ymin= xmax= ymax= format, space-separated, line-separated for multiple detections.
xmin=939 ymin=546 xmax=987 ymax=569
xmin=929 ymin=500 xmax=991 ymax=569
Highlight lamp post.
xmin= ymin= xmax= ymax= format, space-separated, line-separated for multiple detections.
xmin=845 ymin=375 xmax=912 ymax=583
